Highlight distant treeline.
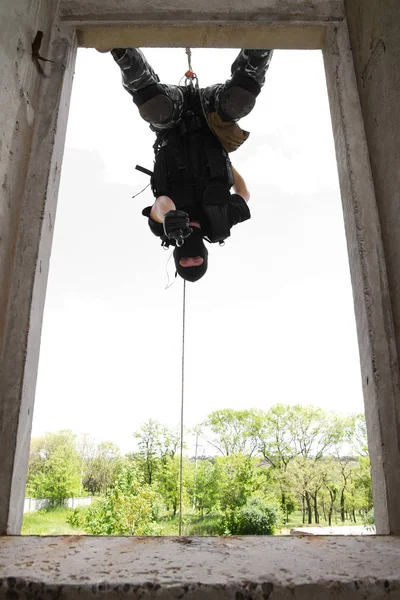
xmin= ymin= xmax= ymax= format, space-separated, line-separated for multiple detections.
xmin=26 ymin=405 xmax=372 ymax=534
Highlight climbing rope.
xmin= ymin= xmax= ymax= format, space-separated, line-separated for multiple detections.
xmin=178 ymin=279 xmax=187 ymax=536
xmin=182 ymin=48 xmax=216 ymax=137
xmin=182 ymin=47 xmax=197 ymax=88
xmin=185 ymin=47 xmax=195 ymax=79
xmin=186 ymin=48 xmax=193 ymax=72
xmin=177 ymin=48 xmax=210 ymax=536
xmin=177 ymin=48 xmax=194 ymax=538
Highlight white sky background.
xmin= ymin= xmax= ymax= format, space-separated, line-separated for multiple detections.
xmin=32 ymin=48 xmax=364 ymax=455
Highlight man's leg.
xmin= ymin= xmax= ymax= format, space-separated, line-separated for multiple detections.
xmin=111 ymin=48 xmax=184 ymax=128
xmin=202 ymin=49 xmax=273 ymax=121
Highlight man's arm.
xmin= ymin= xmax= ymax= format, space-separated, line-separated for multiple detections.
xmin=149 ymin=195 xmax=176 ymax=223
xmin=149 ymin=196 xmax=192 ymax=244
xmin=232 ymin=165 xmax=250 ymax=202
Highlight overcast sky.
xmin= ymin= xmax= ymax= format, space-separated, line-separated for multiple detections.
xmin=32 ymin=48 xmax=364 ymax=455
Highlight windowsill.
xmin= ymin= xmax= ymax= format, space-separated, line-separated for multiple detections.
xmin=1 ymin=536 xmax=399 ymax=597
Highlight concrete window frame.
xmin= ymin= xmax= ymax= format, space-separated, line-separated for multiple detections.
xmin=1 ymin=0 xmax=399 ymax=553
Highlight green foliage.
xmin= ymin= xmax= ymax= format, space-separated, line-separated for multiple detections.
xmin=191 ymin=457 xmax=220 ymax=514
xmin=203 ymin=409 xmax=264 ymax=456
xmin=156 ymin=455 xmax=191 ymax=516
xmin=83 ymin=465 xmax=162 ymax=535
xmin=22 ymin=507 xmax=87 ymax=535
xmin=220 ymin=498 xmax=278 ymax=536
xmin=213 ymin=453 xmax=265 ymax=510
xmin=363 ymin=509 xmax=375 ymax=530
xmin=132 ymin=419 xmax=180 ymax=486
xmin=350 ymin=413 xmax=369 ymax=456
xmin=183 ymin=513 xmax=223 ymax=536
xmin=26 ymin=431 xmax=81 ymax=504
xmin=25 ymin=407 xmax=373 ymax=536
xmin=66 ymin=508 xmax=83 ymax=529
xmin=353 ymin=455 xmax=373 ymax=512
xmin=83 ymin=441 xmax=123 ymax=496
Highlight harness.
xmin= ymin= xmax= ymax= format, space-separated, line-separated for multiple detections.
xmin=151 ymin=89 xmax=235 ymax=243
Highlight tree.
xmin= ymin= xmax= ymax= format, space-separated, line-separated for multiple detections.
xmin=347 ymin=415 xmax=372 ymax=518
xmin=83 ymin=441 xmax=123 ymax=496
xmin=353 ymin=455 xmax=373 ymax=517
xmin=257 ymin=404 xmax=299 ymax=520
xmin=349 ymin=413 xmax=369 ymax=457
xmin=290 ymin=406 xmax=347 ymax=460
xmin=213 ymin=453 xmax=264 ymax=510
xmin=26 ymin=431 xmax=81 ymax=504
xmin=321 ymin=458 xmax=340 ymax=526
xmin=157 ymin=455 xmax=192 ymax=516
xmin=133 ymin=419 xmax=180 ymax=485
xmin=203 ymin=409 xmax=264 ymax=457
xmin=286 ymin=457 xmax=321 ymax=524
xmin=84 ymin=465 xmax=162 ymax=535
xmin=189 ymin=458 xmax=220 ymax=516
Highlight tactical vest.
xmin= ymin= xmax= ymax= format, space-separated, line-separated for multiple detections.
xmin=151 ymin=92 xmax=235 ymax=243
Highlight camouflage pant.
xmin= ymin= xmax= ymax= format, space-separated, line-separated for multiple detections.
xmin=111 ymin=48 xmax=273 ymax=131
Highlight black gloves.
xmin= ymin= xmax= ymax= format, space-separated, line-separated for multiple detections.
xmin=163 ymin=210 xmax=192 ymax=245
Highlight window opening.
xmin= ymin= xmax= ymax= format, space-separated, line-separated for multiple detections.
xmin=24 ymin=47 xmax=369 ymax=537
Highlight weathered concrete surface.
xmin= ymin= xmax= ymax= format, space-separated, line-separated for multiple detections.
xmin=0 ymin=1 xmax=46 ymax=407
xmin=343 ymin=0 xmax=400 ymax=536
xmin=323 ymin=18 xmax=400 ymax=536
xmin=1 ymin=536 xmax=400 ymax=599
xmin=74 ymin=24 xmax=329 ymax=50
xmin=0 ymin=1 xmax=77 ymax=534
xmin=59 ymin=0 xmax=345 ymax=22
xmin=59 ymin=0 xmax=344 ymax=49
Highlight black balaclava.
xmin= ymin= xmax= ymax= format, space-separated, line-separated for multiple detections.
xmin=173 ymin=228 xmax=209 ymax=282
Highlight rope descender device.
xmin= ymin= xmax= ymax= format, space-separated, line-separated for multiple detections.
xmin=184 ymin=47 xmax=198 ymax=88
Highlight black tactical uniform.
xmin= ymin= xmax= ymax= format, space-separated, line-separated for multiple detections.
xmin=111 ymin=48 xmax=273 ymax=247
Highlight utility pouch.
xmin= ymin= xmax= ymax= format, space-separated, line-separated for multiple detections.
xmin=202 ymin=184 xmax=232 ymax=242
xmin=206 ymin=148 xmax=234 ymax=187
xmin=203 ymin=183 xmax=231 ymax=206
xmin=152 ymin=151 xmax=170 ymax=196
xmin=226 ymin=156 xmax=234 ymax=187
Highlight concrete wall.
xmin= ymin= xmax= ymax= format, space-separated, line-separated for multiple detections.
xmin=1 ymin=0 xmax=399 ymax=544
xmin=1 ymin=536 xmax=400 ymax=599
xmin=344 ymin=0 xmax=400 ymax=536
xmin=23 ymin=497 xmax=93 ymax=513
xmin=59 ymin=0 xmax=344 ymax=49
xmin=1 ymin=0 xmax=400 ymax=595
xmin=0 ymin=0 xmax=77 ymax=534
xmin=0 ymin=0 xmax=54 ymax=537
xmin=0 ymin=1 xmax=50 ymax=381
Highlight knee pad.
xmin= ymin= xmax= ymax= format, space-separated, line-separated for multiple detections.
xmin=136 ymin=83 xmax=174 ymax=125
xmin=139 ymin=95 xmax=174 ymax=124
xmin=219 ymin=87 xmax=256 ymax=120
xmin=218 ymin=75 xmax=261 ymax=121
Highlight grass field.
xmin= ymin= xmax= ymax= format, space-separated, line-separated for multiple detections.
xmin=22 ymin=506 xmax=360 ymax=536
xmin=22 ymin=507 xmax=87 ymax=535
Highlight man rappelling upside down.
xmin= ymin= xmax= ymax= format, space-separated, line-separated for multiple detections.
xmin=108 ymin=47 xmax=273 ymax=282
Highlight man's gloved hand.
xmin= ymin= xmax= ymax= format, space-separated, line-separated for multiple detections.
xmin=163 ymin=210 xmax=192 ymax=244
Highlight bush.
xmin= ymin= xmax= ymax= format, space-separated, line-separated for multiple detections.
xmin=83 ymin=466 xmax=163 ymax=535
xmin=363 ymin=509 xmax=375 ymax=532
xmin=66 ymin=508 xmax=82 ymax=529
xmin=219 ymin=498 xmax=278 ymax=536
